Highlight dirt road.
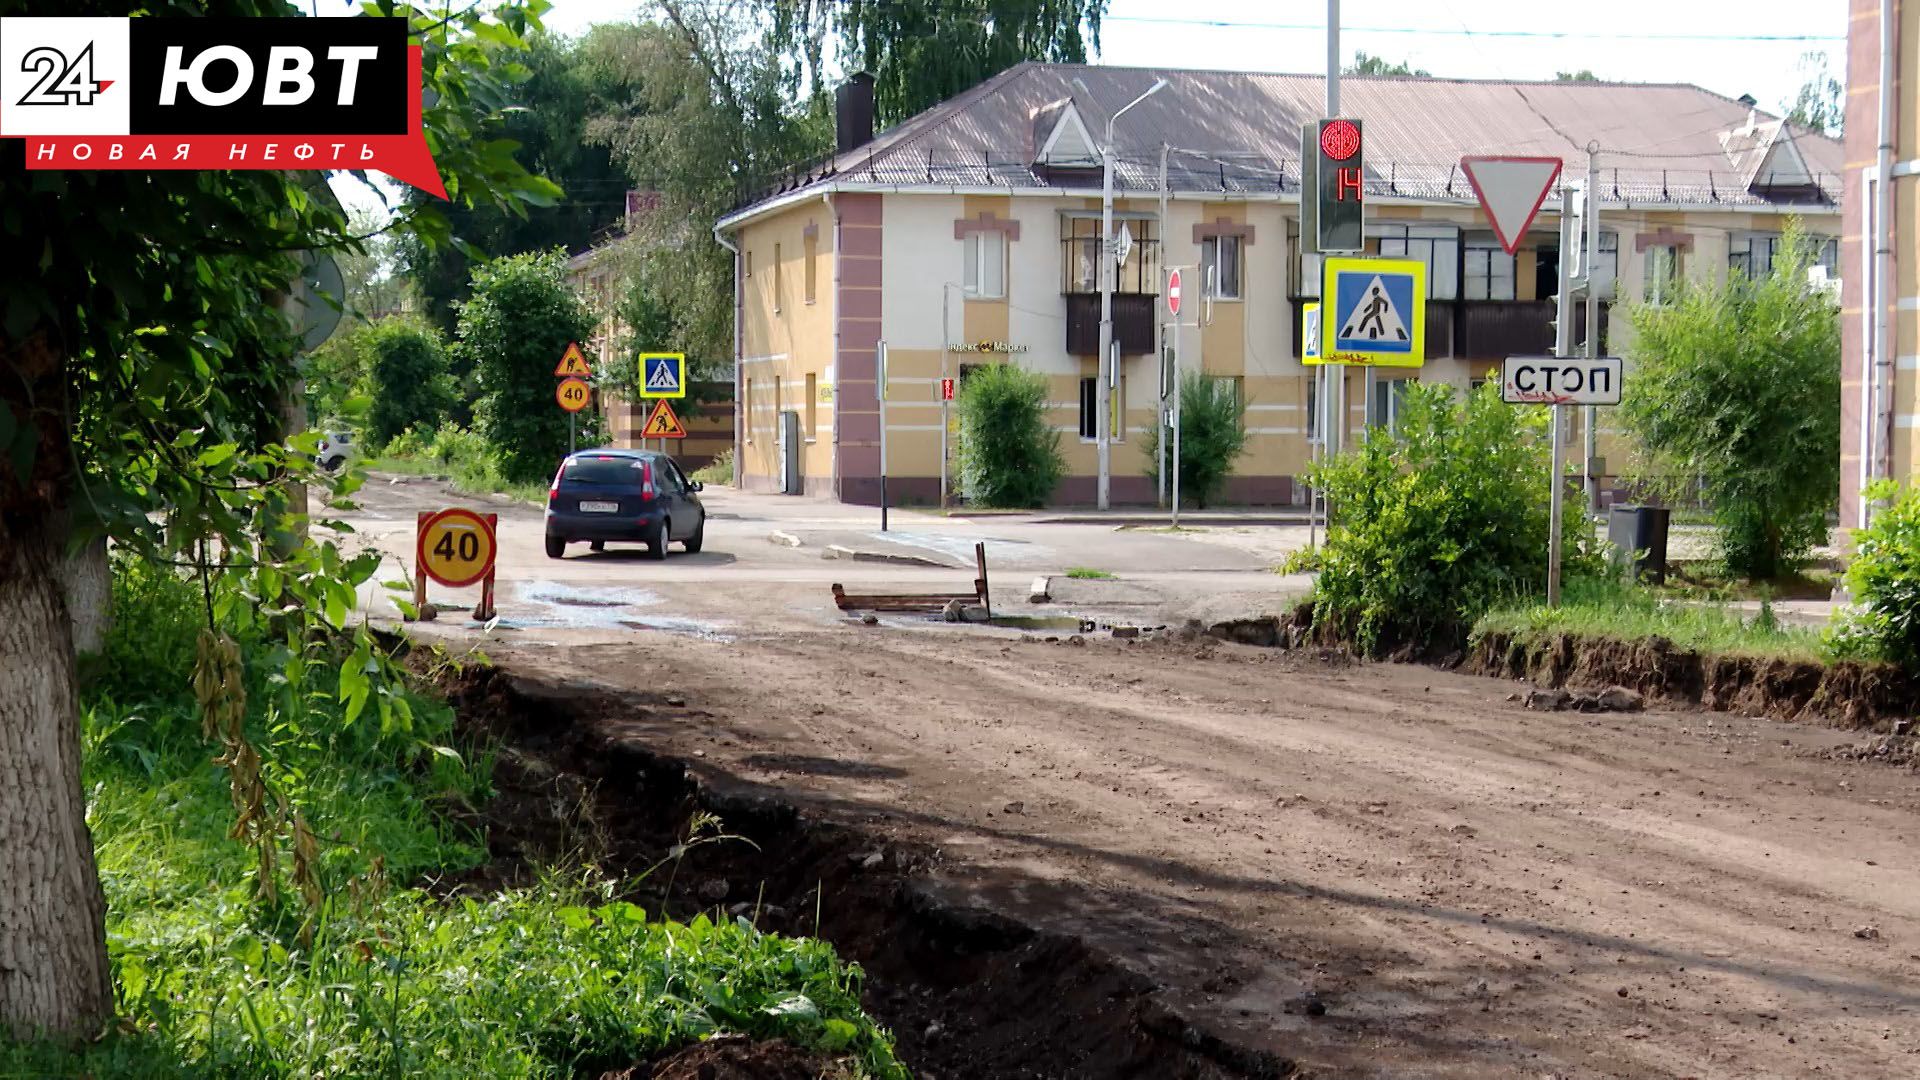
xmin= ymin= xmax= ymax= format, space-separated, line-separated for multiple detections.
xmin=348 ymin=477 xmax=1916 ymax=1077
xmin=484 ymin=627 xmax=1918 ymax=1079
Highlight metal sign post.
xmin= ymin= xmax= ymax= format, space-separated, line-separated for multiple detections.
xmin=1581 ymin=143 xmax=1603 ymax=515
xmin=1548 ymin=185 xmax=1575 ymax=608
xmin=877 ymin=339 xmax=889 ymax=532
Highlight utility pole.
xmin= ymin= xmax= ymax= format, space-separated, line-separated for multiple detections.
xmin=1158 ymin=142 xmax=1170 ymax=510
xmin=1097 ymin=78 xmax=1169 ymax=511
xmin=878 ymin=339 xmax=889 ymax=532
xmin=1549 ymin=184 xmax=1574 ymax=607
xmin=940 ymin=283 xmax=958 ymax=509
xmin=1582 ymin=143 xmax=1602 ymax=516
xmin=1325 ymin=0 xmax=1343 ymax=462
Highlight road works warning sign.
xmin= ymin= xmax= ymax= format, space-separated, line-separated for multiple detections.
xmin=640 ymin=398 xmax=687 ymax=438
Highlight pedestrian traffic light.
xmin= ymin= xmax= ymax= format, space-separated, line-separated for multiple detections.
xmin=1312 ymin=118 xmax=1364 ymax=253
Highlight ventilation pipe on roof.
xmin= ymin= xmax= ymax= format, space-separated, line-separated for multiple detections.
xmin=836 ymin=73 xmax=876 ymax=155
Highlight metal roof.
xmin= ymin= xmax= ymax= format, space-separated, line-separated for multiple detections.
xmin=728 ymin=62 xmax=1842 ymax=222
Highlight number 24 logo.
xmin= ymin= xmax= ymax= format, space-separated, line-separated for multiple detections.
xmin=17 ymin=44 xmax=108 ymax=107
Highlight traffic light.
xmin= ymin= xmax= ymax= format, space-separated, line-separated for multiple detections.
xmin=1308 ymin=118 xmax=1364 ymax=254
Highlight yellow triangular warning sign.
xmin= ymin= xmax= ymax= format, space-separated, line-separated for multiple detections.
xmin=640 ymin=398 xmax=688 ymax=439
xmin=553 ymin=342 xmax=592 ymax=377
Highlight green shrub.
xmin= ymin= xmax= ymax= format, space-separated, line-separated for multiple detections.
xmin=1621 ymin=222 xmax=1840 ymax=580
xmin=427 ymin=422 xmax=489 ymax=467
xmin=957 ymin=363 xmax=1065 ymax=508
xmin=1832 ymin=479 xmax=1920 ymax=667
xmin=1307 ymin=381 xmax=1601 ymax=654
xmin=692 ymin=447 xmax=735 ymax=486
xmin=358 ymin=319 xmax=457 ymax=446
xmin=455 ymin=251 xmax=598 ymax=484
xmin=1142 ymin=373 xmax=1250 ymax=508
xmin=382 ymin=424 xmax=431 ymax=459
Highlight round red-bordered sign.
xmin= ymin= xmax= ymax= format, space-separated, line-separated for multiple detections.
xmin=416 ymin=508 xmax=498 ymax=588
xmin=1167 ymin=267 xmax=1182 ymax=316
xmin=1320 ymin=119 xmax=1361 ymax=162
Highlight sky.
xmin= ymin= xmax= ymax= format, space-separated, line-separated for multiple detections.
xmin=333 ymin=0 xmax=1848 ymax=217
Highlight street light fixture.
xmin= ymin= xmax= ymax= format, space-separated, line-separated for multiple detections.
xmin=1095 ymin=77 xmax=1169 ymax=510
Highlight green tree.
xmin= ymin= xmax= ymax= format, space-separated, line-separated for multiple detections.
xmin=1305 ymin=383 xmax=1597 ymax=654
xmin=1555 ymin=69 xmax=1600 ymax=82
xmin=0 ymin=0 xmax=558 ymax=1038
xmin=788 ymin=0 xmax=1109 ymax=126
xmin=456 ymin=251 xmax=597 ymax=483
xmin=1785 ymin=50 xmax=1843 ymax=135
xmin=359 ymin=320 xmax=457 ymax=447
xmin=1621 ymin=224 xmax=1840 ymax=580
xmin=957 ymin=364 xmax=1065 ymax=508
xmin=398 ymin=31 xmax=629 ymax=333
xmin=1142 ymin=374 xmax=1250 ymax=509
xmin=1347 ymin=52 xmax=1429 ymax=77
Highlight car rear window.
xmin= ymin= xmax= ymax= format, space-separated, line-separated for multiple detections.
xmin=562 ymin=457 xmax=645 ymax=484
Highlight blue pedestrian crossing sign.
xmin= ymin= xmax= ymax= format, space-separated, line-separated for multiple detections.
xmin=1320 ymin=257 xmax=1426 ymax=368
xmin=1301 ymin=303 xmax=1323 ymax=365
xmin=638 ymin=352 xmax=686 ymax=399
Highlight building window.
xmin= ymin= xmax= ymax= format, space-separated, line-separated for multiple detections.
xmin=1370 ymin=377 xmax=1413 ymax=433
xmin=1730 ymin=232 xmax=1838 ymax=280
xmin=1644 ymin=244 xmax=1683 ymax=304
xmin=772 ymin=243 xmax=782 ymax=312
xmin=1373 ymin=223 xmax=1461 ymax=301
xmin=1201 ymin=235 xmax=1242 ymax=299
xmin=963 ymin=230 xmax=1006 ymax=299
xmin=804 ymin=232 xmax=818 ymax=304
xmin=1464 ymin=233 xmax=1516 ymax=301
xmin=1061 ymin=215 xmax=1159 ymax=294
xmin=1589 ymin=231 xmax=1619 ymax=301
xmin=1078 ymin=375 xmax=1125 ymax=441
xmin=804 ymin=373 xmax=817 ymax=437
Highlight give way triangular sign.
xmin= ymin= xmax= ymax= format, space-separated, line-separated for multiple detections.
xmin=1460 ymin=156 xmax=1564 ymax=256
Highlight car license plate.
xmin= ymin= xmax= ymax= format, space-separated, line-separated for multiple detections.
xmin=579 ymin=501 xmax=618 ymax=513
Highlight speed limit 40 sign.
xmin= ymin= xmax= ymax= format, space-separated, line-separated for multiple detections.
xmin=412 ymin=508 xmax=499 ymax=620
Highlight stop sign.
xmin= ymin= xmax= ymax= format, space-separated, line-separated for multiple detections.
xmin=1167 ymin=268 xmax=1182 ymax=316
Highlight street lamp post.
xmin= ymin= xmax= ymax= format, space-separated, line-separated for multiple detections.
xmin=1097 ymin=76 xmax=1169 ymax=511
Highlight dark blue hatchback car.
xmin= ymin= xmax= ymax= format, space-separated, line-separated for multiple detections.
xmin=544 ymin=449 xmax=707 ymax=560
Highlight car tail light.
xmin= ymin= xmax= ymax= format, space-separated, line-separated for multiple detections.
xmin=640 ymin=461 xmax=656 ymax=502
xmin=548 ymin=463 xmax=565 ymax=504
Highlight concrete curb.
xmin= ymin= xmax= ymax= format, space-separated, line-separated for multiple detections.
xmin=821 ymin=544 xmax=955 ymax=568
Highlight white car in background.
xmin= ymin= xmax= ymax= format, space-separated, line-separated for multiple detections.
xmin=317 ymin=431 xmax=356 ymax=472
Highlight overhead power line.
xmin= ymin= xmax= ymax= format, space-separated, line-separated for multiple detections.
xmin=1099 ymin=14 xmax=1841 ymax=44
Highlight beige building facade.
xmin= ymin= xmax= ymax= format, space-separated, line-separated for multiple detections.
xmin=718 ymin=64 xmax=1840 ymax=506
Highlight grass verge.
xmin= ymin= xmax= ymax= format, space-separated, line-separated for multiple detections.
xmin=2 ymin=562 xmax=903 ymax=1078
xmin=1472 ymin=576 xmax=1831 ymax=663
xmin=1064 ymin=567 xmax=1114 ymax=580
xmin=367 ymin=453 xmax=548 ymax=504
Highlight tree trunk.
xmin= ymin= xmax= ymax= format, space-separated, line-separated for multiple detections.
xmin=62 ymin=536 xmax=112 ymax=656
xmin=0 ymin=523 xmax=114 ymax=1039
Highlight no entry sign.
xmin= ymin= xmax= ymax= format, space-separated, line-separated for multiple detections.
xmin=1167 ymin=268 xmax=1182 ymax=317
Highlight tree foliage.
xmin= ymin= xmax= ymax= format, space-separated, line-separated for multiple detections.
xmin=1833 ymin=480 xmax=1920 ymax=669
xmin=1785 ymin=50 xmax=1843 ymax=135
xmin=456 ymin=251 xmax=597 ymax=483
xmin=1555 ymin=69 xmax=1600 ymax=82
xmin=1621 ymin=224 xmax=1840 ymax=580
xmin=1347 ymin=52 xmax=1429 ymax=77
xmin=956 ymin=364 xmax=1064 ymax=508
xmin=1142 ymin=374 xmax=1249 ymax=509
xmin=398 ymin=31 xmax=628 ymax=333
xmin=0 ymin=0 xmax=561 ymax=1038
xmin=786 ymin=0 xmax=1108 ymax=126
xmin=1304 ymin=383 xmax=1599 ymax=654
xmin=358 ymin=321 xmax=457 ymax=447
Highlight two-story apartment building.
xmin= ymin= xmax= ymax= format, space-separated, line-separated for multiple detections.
xmin=716 ymin=64 xmax=1841 ymax=506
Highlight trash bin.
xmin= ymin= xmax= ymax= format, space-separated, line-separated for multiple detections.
xmin=1607 ymin=505 xmax=1670 ymax=585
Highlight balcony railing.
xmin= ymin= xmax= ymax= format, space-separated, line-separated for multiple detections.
xmin=1291 ymin=299 xmax=1608 ymax=362
xmin=1065 ymin=293 xmax=1157 ymax=356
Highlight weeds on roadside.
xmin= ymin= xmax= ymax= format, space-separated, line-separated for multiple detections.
xmin=1471 ymin=576 xmax=1829 ymax=662
xmin=1065 ymin=567 xmax=1114 ymax=580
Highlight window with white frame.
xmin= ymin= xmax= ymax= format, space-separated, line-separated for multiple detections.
xmin=1374 ymin=222 xmax=1461 ymax=301
xmin=1729 ymin=232 xmax=1840 ymax=279
xmin=1463 ymin=232 xmax=1517 ymax=300
xmin=962 ymin=230 xmax=1007 ymax=299
xmin=1370 ymin=377 xmax=1413 ymax=433
xmin=1588 ymin=231 xmax=1619 ymax=300
xmin=1201 ymin=235 xmax=1243 ymax=299
xmin=1644 ymin=244 xmax=1683 ymax=304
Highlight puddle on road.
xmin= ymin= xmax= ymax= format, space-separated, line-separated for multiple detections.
xmin=618 ymin=617 xmax=735 ymax=642
xmin=865 ymin=532 xmax=1043 ymax=564
xmin=986 ymin=615 xmax=1097 ymax=632
xmin=480 ymin=580 xmax=733 ymax=641
xmin=518 ymin=581 xmax=661 ymax=610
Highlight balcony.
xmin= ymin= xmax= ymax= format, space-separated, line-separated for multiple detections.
xmin=1065 ymin=292 xmax=1157 ymax=356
